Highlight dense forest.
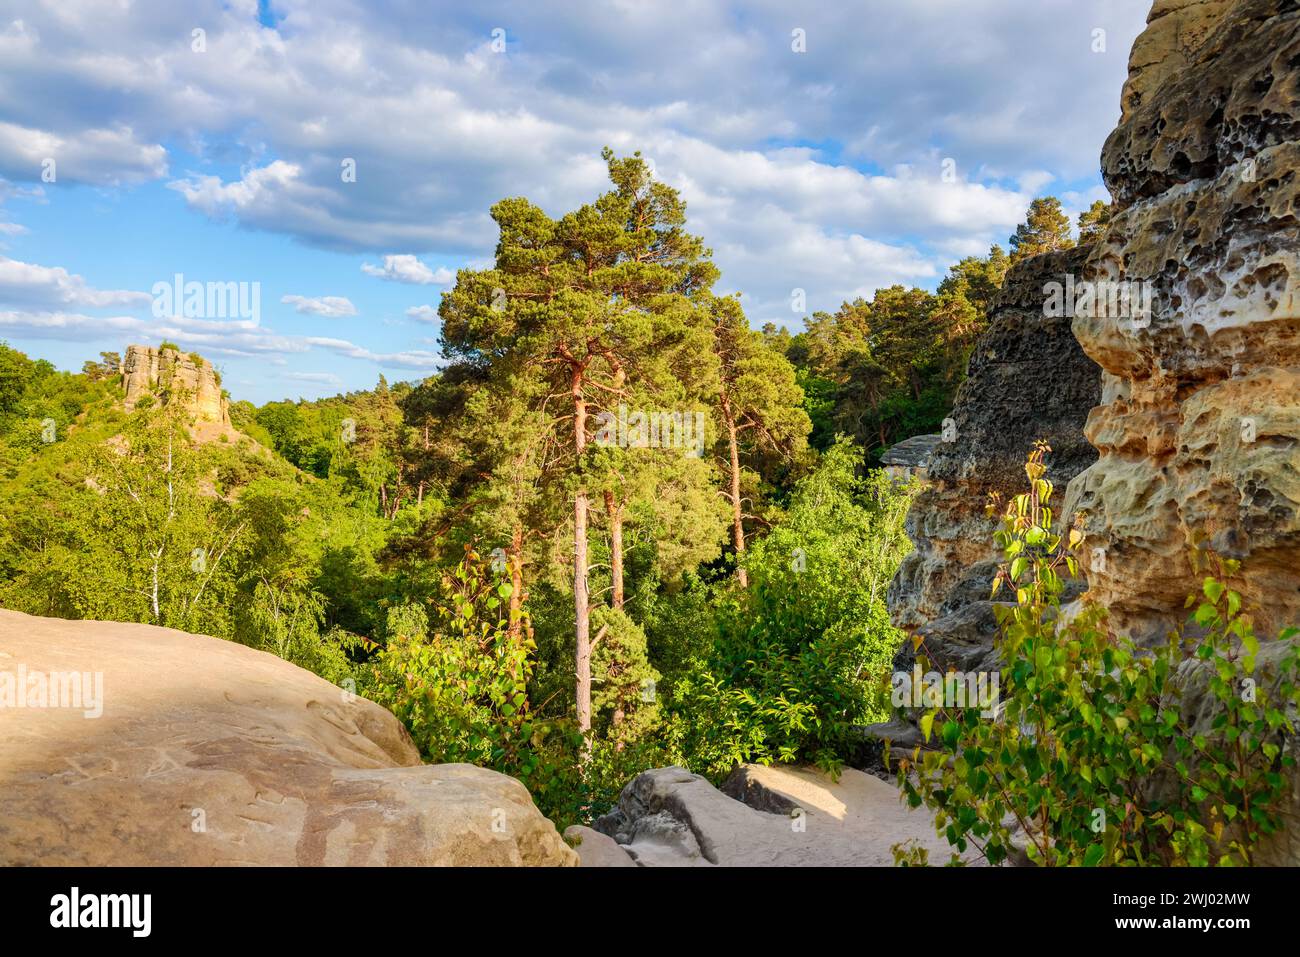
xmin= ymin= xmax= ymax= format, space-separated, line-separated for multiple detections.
xmin=0 ymin=153 xmax=1098 ymax=826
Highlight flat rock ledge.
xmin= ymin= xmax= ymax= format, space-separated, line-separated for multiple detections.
xmin=582 ymin=764 xmax=980 ymax=867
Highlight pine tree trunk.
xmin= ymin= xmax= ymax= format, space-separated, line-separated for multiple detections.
xmin=605 ymin=489 xmax=624 ymax=610
xmin=508 ymin=523 xmax=525 ymax=644
xmin=572 ymin=367 xmax=592 ymax=736
xmin=722 ymin=396 xmax=748 ymax=588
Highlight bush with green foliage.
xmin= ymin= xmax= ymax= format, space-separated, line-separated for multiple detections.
xmin=365 ymin=549 xmax=588 ymax=824
xmin=892 ymin=442 xmax=1300 ymax=866
xmin=670 ymin=439 xmax=913 ymax=780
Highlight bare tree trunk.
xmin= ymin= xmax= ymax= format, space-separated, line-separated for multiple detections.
xmin=604 ymin=489 xmax=624 ymax=610
xmin=721 ymin=395 xmax=748 ymax=588
xmin=572 ymin=366 xmax=592 ymax=736
xmin=507 ymin=522 xmax=525 ymax=644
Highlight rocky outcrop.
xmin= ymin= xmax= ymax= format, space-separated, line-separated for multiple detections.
xmin=588 ymin=764 xmax=979 ymax=866
xmin=0 ymin=609 xmax=575 ymax=866
xmin=1118 ymin=0 xmax=1236 ymax=128
xmin=121 ymin=344 xmax=230 ymax=427
xmin=885 ymin=246 xmax=1103 ymax=667
xmin=875 ymin=0 xmax=1300 ymax=865
xmin=880 ymin=433 xmax=940 ymax=482
xmin=1066 ymin=0 xmax=1300 ymax=644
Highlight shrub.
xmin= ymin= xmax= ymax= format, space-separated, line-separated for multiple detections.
xmin=671 ymin=439 xmax=913 ymax=780
xmin=892 ymin=441 xmax=1300 ymax=866
xmin=365 ymin=548 xmax=585 ymax=825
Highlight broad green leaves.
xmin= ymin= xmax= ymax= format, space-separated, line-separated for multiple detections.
xmin=893 ymin=444 xmax=1300 ymax=868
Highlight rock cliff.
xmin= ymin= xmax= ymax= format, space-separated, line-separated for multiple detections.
xmin=879 ymin=0 xmax=1300 ymax=864
xmin=885 ymin=246 xmax=1103 ymax=672
xmin=0 ymin=609 xmax=575 ymax=866
xmin=121 ymin=344 xmax=230 ymax=427
xmin=1066 ymin=0 xmax=1300 ymax=644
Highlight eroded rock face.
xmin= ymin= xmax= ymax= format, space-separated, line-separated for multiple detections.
xmin=886 ymin=246 xmax=1103 ymax=653
xmin=1067 ymin=0 xmax=1300 ymax=644
xmin=121 ymin=344 xmax=230 ymax=426
xmin=0 ymin=610 xmax=575 ymax=866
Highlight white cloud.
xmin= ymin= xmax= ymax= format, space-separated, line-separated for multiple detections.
xmin=280 ymin=294 xmax=357 ymax=318
xmin=304 ymin=336 xmax=441 ymax=369
xmin=0 ymin=179 xmax=41 ymax=241
xmin=0 ymin=121 xmax=166 ymax=187
xmin=0 ymin=309 xmax=147 ymax=338
xmin=0 ymin=256 xmax=152 ymax=309
xmin=0 ymin=0 xmax=1148 ymax=389
xmin=362 ymin=255 xmax=454 ymax=285
xmin=285 ymin=371 xmax=343 ymax=386
xmin=405 ymin=304 xmax=440 ymax=323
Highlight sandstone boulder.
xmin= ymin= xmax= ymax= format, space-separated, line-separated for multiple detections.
xmin=563 ymin=825 xmax=636 ymax=867
xmin=590 ymin=765 xmax=979 ymax=867
xmin=0 ymin=609 xmax=575 ymax=866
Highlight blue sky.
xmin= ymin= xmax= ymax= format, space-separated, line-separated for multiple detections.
xmin=0 ymin=0 xmax=1149 ymax=404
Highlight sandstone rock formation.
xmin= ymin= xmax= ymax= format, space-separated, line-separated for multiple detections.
xmin=0 ymin=609 xmax=575 ymax=866
xmin=885 ymin=246 xmax=1103 ymax=671
xmin=121 ymin=344 xmax=230 ymax=427
xmin=880 ymin=433 xmax=940 ymax=482
xmin=877 ymin=0 xmax=1300 ymax=865
xmin=588 ymin=764 xmax=978 ymax=866
xmin=1066 ymin=0 xmax=1300 ymax=644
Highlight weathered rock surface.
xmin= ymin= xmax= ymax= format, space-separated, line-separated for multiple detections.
xmin=0 ymin=609 xmax=575 ymax=866
xmin=1107 ymin=0 xmax=1298 ymax=207
xmin=589 ymin=765 xmax=979 ymax=866
xmin=875 ymin=0 xmax=1300 ymax=865
xmin=122 ymin=344 xmax=230 ymax=427
xmin=886 ymin=246 xmax=1103 ymax=648
xmin=563 ymin=825 xmax=637 ymax=867
xmin=880 ymin=433 xmax=940 ymax=482
xmin=1068 ymin=0 xmax=1300 ymax=644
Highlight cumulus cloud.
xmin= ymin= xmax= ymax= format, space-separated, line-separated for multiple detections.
xmin=0 ymin=2 xmax=1144 ymax=266
xmin=280 ymin=294 xmax=358 ymax=318
xmin=0 ymin=120 xmax=167 ymax=187
xmin=405 ymin=304 xmax=440 ymax=323
xmin=0 ymin=256 xmax=152 ymax=309
xmin=362 ymin=255 xmax=454 ymax=285
xmin=0 ymin=0 xmax=1148 ymax=393
xmin=0 ymin=309 xmax=148 ymax=339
